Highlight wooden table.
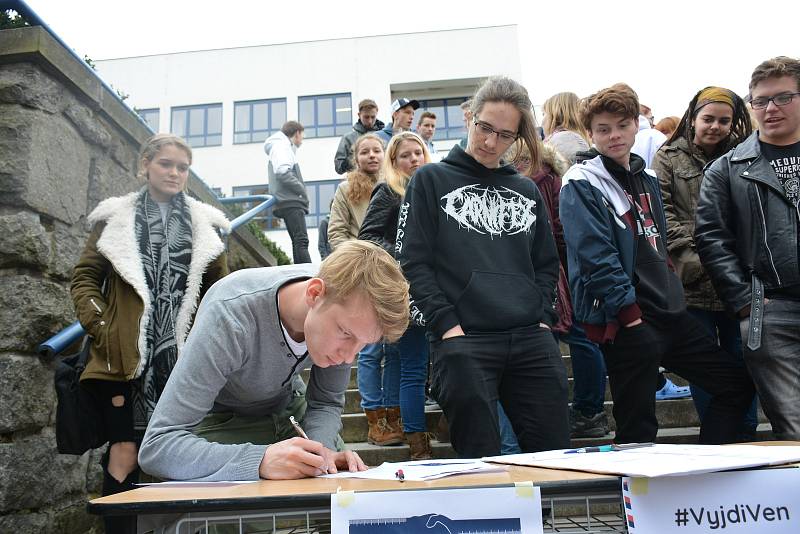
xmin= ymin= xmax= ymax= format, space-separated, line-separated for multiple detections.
xmin=89 ymin=464 xmax=618 ymax=516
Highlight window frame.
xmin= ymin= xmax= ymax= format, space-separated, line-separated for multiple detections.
xmin=297 ymin=93 xmax=352 ymax=139
xmin=170 ymin=103 xmax=223 ymax=148
xmin=416 ymin=97 xmax=470 ymax=141
xmin=138 ymin=108 xmax=160 ymax=132
xmin=233 ymin=98 xmax=287 ymax=144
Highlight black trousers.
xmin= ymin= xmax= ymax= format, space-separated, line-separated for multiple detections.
xmin=430 ymin=327 xmax=570 ymax=457
xmin=279 ymin=207 xmax=311 ymax=264
xmin=601 ymin=310 xmax=755 ymax=444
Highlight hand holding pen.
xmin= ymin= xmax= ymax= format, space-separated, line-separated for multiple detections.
xmin=289 ymin=416 xmax=329 ymax=474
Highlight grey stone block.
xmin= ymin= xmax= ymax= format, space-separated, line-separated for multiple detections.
xmin=0 ymin=211 xmax=50 ymax=270
xmin=0 ymin=63 xmax=64 ymax=114
xmin=0 ymin=511 xmax=49 ymax=534
xmin=0 ymin=354 xmax=55 ymax=433
xmin=0 ymin=274 xmax=73 ymax=353
xmin=0 ymin=106 xmax=91 ymax=225
xmin=50 ymin=220 xmax=88 ymax=281
xmin=0 ymin=429 xmax=89 ymax=512
xmin=63 ymin=102 xmax=112 ymax=150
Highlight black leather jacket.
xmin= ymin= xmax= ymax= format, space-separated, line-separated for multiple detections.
xmin=695 ymin=132 xmax=800 ymax=315
xmin=358 ymin=182 xmax=400 ymax=257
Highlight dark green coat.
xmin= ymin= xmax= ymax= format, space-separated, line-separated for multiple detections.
xmin=654 ymin=138 xmax=724 ymax=311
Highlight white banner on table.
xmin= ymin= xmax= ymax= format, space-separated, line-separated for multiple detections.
xmin=622 ymin=468 xmax=800 ymax=533
xmin=331 ymin=485 xmax=543 ymax=533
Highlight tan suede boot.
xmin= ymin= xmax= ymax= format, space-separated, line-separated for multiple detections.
xmin=406 ymin=432 xmax=433 ymax=460
xmin=364 ymin=408 xmax=403 ymax=446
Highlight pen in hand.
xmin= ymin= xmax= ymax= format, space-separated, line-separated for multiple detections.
xmin=289 ymin=416 xmax=329 ymax=474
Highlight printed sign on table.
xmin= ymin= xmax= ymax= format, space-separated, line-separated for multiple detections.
xmin=331 ymin=485 xmax=543 ymax=533
xmin=623 ymin=468 xmax=799 ymax=533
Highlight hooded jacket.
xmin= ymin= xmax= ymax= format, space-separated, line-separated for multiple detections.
xmin=396 ymin=145 xmax=559 ymax=338
xmin=333 ymin=119 xmax=385 ymax=175
xmin=264 ymin=131 xmax=309 ymax=215
xmin=71 ymin=192 xmax=230 ymax=381
xmin=560 ymin=151 xmax=679 ymax=343
xmin=632 ymin=114 xmax=667 ymax=168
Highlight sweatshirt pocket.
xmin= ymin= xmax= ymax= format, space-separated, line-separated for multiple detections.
xmin=455 ymin=271 xmax=542 ymax=331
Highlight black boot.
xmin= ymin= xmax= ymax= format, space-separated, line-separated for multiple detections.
xmin=101 ymin=450 xmax=139 ymax=534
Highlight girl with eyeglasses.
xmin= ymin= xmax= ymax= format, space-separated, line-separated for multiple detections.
xmin=653 ymin=87 xmax=756 ymax=438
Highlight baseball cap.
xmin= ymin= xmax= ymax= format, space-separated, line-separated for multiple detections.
xmin=391 ymin=98 xmax=420 ymax=113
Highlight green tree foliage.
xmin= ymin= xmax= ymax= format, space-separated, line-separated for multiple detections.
xmin=1 ymin=9 xmax=30 ymax=29
xmin=225 ymin=204 xmax=292 ymax=265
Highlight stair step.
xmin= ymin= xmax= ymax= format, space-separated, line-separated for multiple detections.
xmin=341 ymin=399 xmax=757 ymax=443
xmin=345 ymin=423 xmax=775 ymax=465
xmin=343 ymin=378 xmax=619 ymax=414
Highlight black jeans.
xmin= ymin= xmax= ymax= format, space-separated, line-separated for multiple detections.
xmin=430 ymin=327 xmax=570 ymax=457
xmin=280 ymin=207 xmax=311 ymax=264
xmin=601 ymin=310 xmax=755 ymax=444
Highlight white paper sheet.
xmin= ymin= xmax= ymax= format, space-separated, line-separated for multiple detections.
xmin=484 ymin=444 xmax=800 ymax=477
xmin=322 ymin=459 xmax=505 ymax=481
xmin=622 ymin=468 xmax=800 ymax=532
xmin=331 ymin=486 xmax=543 ymax=533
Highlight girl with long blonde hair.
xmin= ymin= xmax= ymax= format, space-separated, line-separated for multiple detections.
xmin=358 ymin=132 xmax=433 ymax=458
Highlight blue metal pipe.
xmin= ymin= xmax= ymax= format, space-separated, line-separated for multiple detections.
xmin=37 ymin=320 xmax=84 ymax=358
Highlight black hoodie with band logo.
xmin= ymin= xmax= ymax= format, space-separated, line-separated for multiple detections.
xmin=396 ymin=144 xmax=560 ymax=338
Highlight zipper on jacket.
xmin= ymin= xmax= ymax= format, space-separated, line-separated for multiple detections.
xmin=89 ymin=298 xmax=103 ymax=315
xmin=754 ymin=186 xmax=782 ymax=285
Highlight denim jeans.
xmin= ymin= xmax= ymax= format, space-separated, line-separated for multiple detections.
xmin=278 ymin=207 xmax=311 ymax=264
xmin=560 ymin=320 xmax=606 ymax=417
xmin=498 ymin=403 xmax=522 ymax=455
xmin=687 ymin=308 xmax=758 ymax=434
xmin=740 ymin=299 xmax=800 ymax=440
xmin=358 ymin=342 xmax=400 ymax=410
xmin=430 ymin=327 xmax=569 ymax=457
xmin=398 ymin=326 xmax=429 ymax=433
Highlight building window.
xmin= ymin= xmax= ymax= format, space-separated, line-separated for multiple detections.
xmin=416 ymin=97 xmax=469 ymax=141
xmin=304 ymin=180 xmax=339 ymax=228
xmin=138 ymin=108 xmax=160 ymax=131
xmin=234 ymin=98 xmax=287 ymax=144
xmin=298 ymin=93 xmax=352 ymax=138
xmin=171 ymin=104 xmax=222 ymax=147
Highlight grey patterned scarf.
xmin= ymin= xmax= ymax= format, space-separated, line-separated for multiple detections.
xmin=131 ymin=188 xmax=192 ymax=432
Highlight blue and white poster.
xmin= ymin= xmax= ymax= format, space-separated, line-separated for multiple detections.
xmin=331 ymin=486 xmax=542 ymax=534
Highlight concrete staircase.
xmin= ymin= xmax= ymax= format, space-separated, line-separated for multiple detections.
xmin=304 ymin=346 xmax=772 ymax=466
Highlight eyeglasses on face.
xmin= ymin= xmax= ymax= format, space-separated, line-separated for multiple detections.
xmin=750 ymin=92 xmax=800 ymax=110
xmin=472 ymin=118 xmax=518 ymax=143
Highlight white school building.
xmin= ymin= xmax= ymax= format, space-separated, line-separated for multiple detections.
xmin=96 ymin=25 xmax=522 ymax=261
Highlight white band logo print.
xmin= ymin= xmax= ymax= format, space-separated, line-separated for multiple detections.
xmin=440 ymin=184 xmax=537 ymax=237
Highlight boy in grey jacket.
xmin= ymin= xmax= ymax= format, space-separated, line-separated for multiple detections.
xmin=138 ymin=241 xmax=410 ymax=481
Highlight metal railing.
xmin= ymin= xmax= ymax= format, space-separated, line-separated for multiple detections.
xmin=36 ymin=195 xmax=275 ymax=358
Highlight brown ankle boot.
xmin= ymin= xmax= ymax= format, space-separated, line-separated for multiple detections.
xmin=385 ymin=406 xmax=403 ymax=433
xmin=406 ymin=432 xmax=433 ymax=460
xmin=364 ymin=407 xmax=403 ymax=446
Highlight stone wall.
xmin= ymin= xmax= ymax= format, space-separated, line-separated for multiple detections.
xmin=0 ymin=26 xmax=275 ymax=533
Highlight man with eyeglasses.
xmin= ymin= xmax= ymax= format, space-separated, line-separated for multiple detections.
xmin=696 ymin=56 xmax=800 ymax=440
